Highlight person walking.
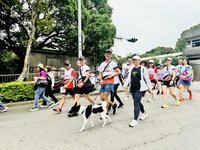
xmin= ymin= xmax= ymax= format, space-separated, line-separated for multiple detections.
xmin=124 ymin=56 xmax=152 ymax=127
xmin=41 ymin=66 xmax=59 ymax=107
xmin=75 ymin=56 xmax=95 ymax=105
xmin=147 ymin=60 xmax=158 ymax=102
xmin=178 ymin=58 xmax=193 ymax=101
xmin=31 ymin=63 xmax=54 ymax=111
xmin=161 ymin=58 xmax=180 ymax=108
xmin=98 ymin=49 xmax=121 ymax=114
xmin=53 ymin=60 xmax=77 ymax=116
xmin=123 ymin=58 xmax=135 ymax=101
xmin=0 ymin=101 xmax=8 ymax=113
xmin=110 ymin=74 xmax=124 ymax=109
xmin=157 ymin=64 xmax=164 ymax=95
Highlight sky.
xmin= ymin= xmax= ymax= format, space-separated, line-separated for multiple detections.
xmin=108 ymin=0 xmax=200 ymax=57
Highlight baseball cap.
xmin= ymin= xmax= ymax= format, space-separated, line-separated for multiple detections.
xmin=166 ymin=57 xmax=172 ymax=61
xmin=149 ymin=60 xmax=154 ymax=63
xmin=105 ymin=49 xmax=113 ymax=53
xmin=64 ymin=60 xmax=71 ymax=65
xmin=78 ymin=56 xmax=86 ymax=60
xmin=132 ymin=56 xmax=141 ymax=60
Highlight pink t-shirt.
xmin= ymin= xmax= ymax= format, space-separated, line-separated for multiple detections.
xmin=37 ymin=71 xmax=47 ymax=79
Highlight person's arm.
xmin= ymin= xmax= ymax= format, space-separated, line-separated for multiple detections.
xmin=143 ymin=67 xmax=153 ymax=91
xmin=124 ymin=71 xmax=131 ymax=87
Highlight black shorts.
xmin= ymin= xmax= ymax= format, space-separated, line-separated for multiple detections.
xmin=64 ymin=88 xmax=75 ymax=96
xmin=151 ymin=79 xmax=157 ymax=84
xmin=158 ymin=80 xmax=163 ymax=82
xmin=75 ymin=86 xmax=91 ymax=95
xmin=162 ymin=81 xmax=175 ymax=87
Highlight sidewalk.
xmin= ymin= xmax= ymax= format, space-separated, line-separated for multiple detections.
xmin=5 ymin=85 xmax=125 ymax=109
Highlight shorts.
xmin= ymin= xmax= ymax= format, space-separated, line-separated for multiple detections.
xmin=100 ymin=84 xmax=114 ymax=93
xmin=162 ymin=81 xmax=175 ymax=87
xmin=151 ymin=79 xmax=157 ymax=84
xmin=178 ymin=79 xmax=191 ymax=86
xmin=158 ymin=80 xmax=163 ymax=82
xmin=64 ymin=88 xmax=75 ymax=96
xmin=75 ymin=86 xmax=91 ymax=95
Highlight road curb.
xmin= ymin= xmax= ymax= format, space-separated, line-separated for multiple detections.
xmin=5 ymin=90 xmax=125 ymax=108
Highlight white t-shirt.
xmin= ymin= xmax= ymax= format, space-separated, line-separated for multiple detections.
xmin=98 ymin=61 xmax=118 ymax=77
xmin=163 ymin=65 xmax=176 ymax=77
xmin=114 ymin=76 xmax=120 ymax=84
xmin=48 ymin=72 xmax=54 ymax=87
xmin=78 ymin=64 xmax=90 ymax=79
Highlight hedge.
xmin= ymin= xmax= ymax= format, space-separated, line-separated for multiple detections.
xmin=0 ymin=81 xmax=35 ymax=103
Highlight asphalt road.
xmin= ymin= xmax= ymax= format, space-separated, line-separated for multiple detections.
xmin=1 ymin=83 xmax=200 ymax=150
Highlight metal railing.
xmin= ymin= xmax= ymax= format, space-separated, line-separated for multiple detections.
xmin=0 ymin=70 xmax=65 ymax=83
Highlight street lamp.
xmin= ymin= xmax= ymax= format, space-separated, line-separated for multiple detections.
xmin=115 ymin=37 xmax=138 ymax=43
xmin=78 ymin=0 xmax=82 ymax=57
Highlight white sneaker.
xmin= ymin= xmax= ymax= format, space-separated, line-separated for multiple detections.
xmin=124 ymin=97 xmax=130 ymax=101
xmin=1 ymin=107 xmax=8 ymax=113
xmin=40 ymin=105 xmax=47 ymax=108
xmin=30 ymin=108 xmax=39 ymax=111
xmin=129 ymin=119 xmax=139 ymax=127
xmin=48 ymin=103 xmax=54 ymax=108
xmin=140 ymin=112 xmax=148 ymax=120
xmin=54 ymin=101 xmax=60 ymax=106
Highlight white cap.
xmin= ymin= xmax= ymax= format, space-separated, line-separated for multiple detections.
xmin=132 ymin=56 xmax=141 ymax=60
xmin=149 ymin=59 xmax=154 ymax=63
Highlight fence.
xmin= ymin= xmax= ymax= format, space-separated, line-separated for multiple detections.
xmin=0 ymin=70 xmax=65 ymax=83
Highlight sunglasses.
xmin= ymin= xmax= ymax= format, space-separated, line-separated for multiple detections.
xmin=166 ymin=60 xmax=172 ymax=61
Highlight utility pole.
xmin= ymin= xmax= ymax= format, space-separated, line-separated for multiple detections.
xmin=78 ymin=0 xmax=82 ymax=57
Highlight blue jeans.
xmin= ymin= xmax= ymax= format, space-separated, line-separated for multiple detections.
xmin=34 ymin=86 xmax=52 ymax=108
xmin=0 ymin=101 xmax=5 ymax=110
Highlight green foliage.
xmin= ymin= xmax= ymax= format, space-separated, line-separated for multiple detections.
xmin=175 ymin=38 xmax=186 ymax=52
xmin=0 ymin=0 xmax=116 ymax=72
xmin=0 ymin=50 xmax=20 ymax=74
xmin=0 ymin=82 xmax=35 ymax=103
xmin=140 ymin=47 xmax=176 ymax=58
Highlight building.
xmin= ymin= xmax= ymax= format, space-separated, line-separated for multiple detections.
xmin=181 ymin=28 xmax=200 ymax=80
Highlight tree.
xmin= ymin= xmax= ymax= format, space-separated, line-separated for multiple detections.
xmin=0 ymin=0 xmax=116 ymax=78
xmin=175 ymin=38 xmax=186 ymax=52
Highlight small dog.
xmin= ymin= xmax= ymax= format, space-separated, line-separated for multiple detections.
xmin=68 ymin=101 xmax=111 ymax=132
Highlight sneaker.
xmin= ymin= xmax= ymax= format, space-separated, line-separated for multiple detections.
xmin=161 ymin=104 xmax=169 ymax=108
xmin=30 ymin=107 xmax=39 ymax=111
xmin=176 ymin=99 xmax=180 ymax=106
xmin=1 ymin=107 xmax=8 ymax=113
xmin=54 ymin=101 xmax=60 ymax=106
xmin=140 ymin=112 xmax=148 ymax=120
xmin=118 ymin=103 xmax=124 ymax=108
xmin=40 ymin=105 xmax=47 ymax=108
xmin=53 ymin=108 xmax=62 ymax=113
xmin=189 ymin=94 xmax=193 ymax=100
xmin=68 ymin=112 xmax=78 ymax=118
xmin=48 ymin=103 xmax=54 ymax=108
xmin=112 ymin=103 xmax=117 ymax=115
xmin=129 ymin=119 xmax=139 ymax=127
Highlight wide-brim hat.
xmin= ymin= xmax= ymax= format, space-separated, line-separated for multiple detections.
xmin=37 ymin=63 xmax=45 ymax=69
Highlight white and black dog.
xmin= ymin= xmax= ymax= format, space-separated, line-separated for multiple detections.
xmin=68 ymin=101 xmax=111 ymax=132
